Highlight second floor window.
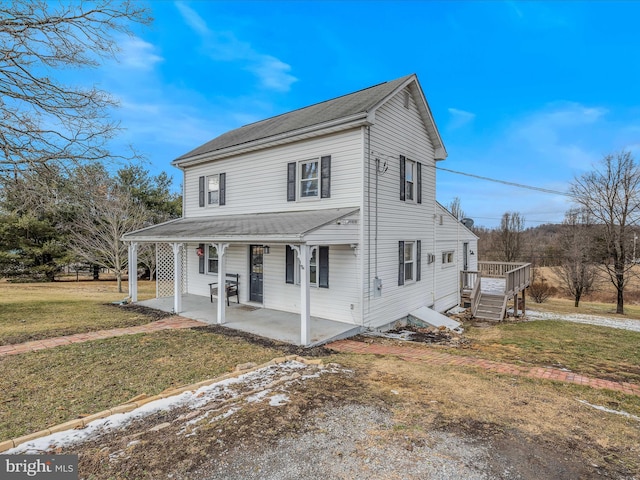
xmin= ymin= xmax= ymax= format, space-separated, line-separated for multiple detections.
xmin=198 ymin=173 xmax=226 ymax=207
xmin=287 ymin=156 xmax=331 ymax=201
xmin=300 ymin=160 xmax=319 ymax=198
xmin=405 ymin=160 xmax=415 ymax=201
xmin=399 ymin=155 xmax=422 ymax=204
xmin=208 ymin=175 xmax=219 ymax=205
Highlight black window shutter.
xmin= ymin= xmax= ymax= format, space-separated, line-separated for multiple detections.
xmin=198 ymin=243 xmax=205 ymax=274
xmin=398 ymin=241 xmax=405 ymax=286
xmin=416 ymin=240 xmax=422 ymax=281
xmin=319 ymin=246 xmax=329 ymax=288
xmin=321 ymin=155 xmax=331 ymax=198
xmin=287 ymin=162 xmax=296 ymax=201
xmin=285 ymin=245 xmax=295 ymax=284
xmin=219 ymin=173 xmax=226 ymax=206
xmin=417 ymin=162 xmax=422 ymax=204
xmin=399 ymin=155 xmax=406 ymax=201
xmin=198 ymin=176 xmax=205 ymax=207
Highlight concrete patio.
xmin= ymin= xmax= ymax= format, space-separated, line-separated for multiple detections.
xmin=137 ymin=294 xmax=362 ymax=347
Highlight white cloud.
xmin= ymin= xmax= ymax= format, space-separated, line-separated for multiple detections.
xmin=115 ymin=36 xmax=163 ymax=71
xmin=174 ymin=2 xmax=298 ymax=92
xmin=447 ymin=108 xmax=476 ymax=129
xmin=247 ymin=55 xmax=298 ymax=92
xmin=174 ymin=2 xmax=210 ymax=36
xmin=509 ymin=102 xmax=608 ymax=169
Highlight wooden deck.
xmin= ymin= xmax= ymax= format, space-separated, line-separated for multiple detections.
xmin=461 ymin=262 xmax=531 ymax=321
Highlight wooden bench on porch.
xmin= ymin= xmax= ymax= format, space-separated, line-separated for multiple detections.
xmin=209 ymin=273 xmax=240 ymax=306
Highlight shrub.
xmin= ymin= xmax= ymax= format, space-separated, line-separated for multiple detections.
xmin=528 ymin=277 xmax=556 ymax=303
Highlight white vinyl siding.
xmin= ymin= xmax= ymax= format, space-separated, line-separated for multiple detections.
xmin=183 ymin=130 xmax=362 ymax=217
xmin=362 ymin=86 xmax=438 ymax=328
xmin=434 ymin=203 xmax=478 ymax=312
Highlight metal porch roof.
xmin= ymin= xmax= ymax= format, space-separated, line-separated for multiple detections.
xmin=122 ymin=207 xmax=359 ymax=243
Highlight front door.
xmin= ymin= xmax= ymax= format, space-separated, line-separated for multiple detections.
xmin=249 ymin=245 xmax=264 ymax=303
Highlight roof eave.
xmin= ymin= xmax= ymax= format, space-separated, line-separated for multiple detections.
xmin=172 ymin=113 xmax=371 ymax=168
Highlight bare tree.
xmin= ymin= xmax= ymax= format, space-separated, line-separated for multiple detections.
xmin=499 ymin=211 xmax=525 ymax=262
xmin=554 ymin=208 xmax=598 ymax=307
xmin=0 ymin=0 xmax=150 ymax=181
xmin=447 ymin=196 xmax=466 ymax=221
xmin=71 ymin=180 xmax=149 ymax=292
xmin=570 ymin=151 xmax=640 ymax=314
xmin=137 ymin=243 xmax=156 ymax=280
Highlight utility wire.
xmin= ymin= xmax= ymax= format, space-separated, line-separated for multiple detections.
xmin=434 ymin=165 xmax=575 ymax=198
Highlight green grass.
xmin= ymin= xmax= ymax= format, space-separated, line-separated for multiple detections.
xmin=458 ymin=320 xmax=640 ymax=384
xmin=0 ymin=280 xmax=157 ymax=345
xmin=0 ymin=329 xmax=282 ymax=440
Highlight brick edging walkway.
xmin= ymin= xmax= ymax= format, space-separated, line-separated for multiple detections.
xmin=0 ymin=317 xmax=205 ymax=358
xmin=327 ymin=339 xmax=640 ymax=397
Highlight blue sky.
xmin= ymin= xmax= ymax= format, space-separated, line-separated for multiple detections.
xmin=91 ymin=1 xmax=640 ymax=228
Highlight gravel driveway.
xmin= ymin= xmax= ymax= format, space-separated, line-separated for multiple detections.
xmin=526 ymin=310 xmax=640 ymax=332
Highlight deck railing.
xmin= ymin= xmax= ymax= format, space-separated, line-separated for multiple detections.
xmin=463 ymin=262 xmax=531 ymax=298
xmin=460 ymin=270 xmax=482 ymax=317
xmin=504 ymin=263 xmax=531 ymax=296
xmin=478 ymin=261 xmax=529 ymax=278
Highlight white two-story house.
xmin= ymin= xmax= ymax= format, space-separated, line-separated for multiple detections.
xmin=123 ymin=74 xmax=477 ymax=345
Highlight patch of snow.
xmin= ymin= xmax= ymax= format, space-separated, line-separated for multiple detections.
xmin=7 ymin=360 xmax=323 ymax=455
xmin=269 ymin=394 xmax=289 ymax=406
xmin=481 ymin=278 xmax=506 ymax=295
xmin=246 ymin=390 xmax=272 ymax=403
xmin=578 ymin=400 xmax=640 ymax=421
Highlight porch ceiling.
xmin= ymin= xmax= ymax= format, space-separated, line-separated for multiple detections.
xmin=122 ymin=207 xmax=359 ymax=244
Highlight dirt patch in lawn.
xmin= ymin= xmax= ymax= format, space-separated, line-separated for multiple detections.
xmin=106 ymin=303 xmax=175 ymax=321
xmin=192 ymin=324 xmax=333 ymax=357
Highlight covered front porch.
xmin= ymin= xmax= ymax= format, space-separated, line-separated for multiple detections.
xmin=137 ymin=294 xmax=361 ymax=346
xmin=122 ymin=207 xmax=361 ymax=346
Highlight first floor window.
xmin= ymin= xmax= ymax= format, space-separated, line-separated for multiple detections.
xmin=285 ymin=245 xmax=329 ymax=287
xmin=309 ymin=249 xmax=317 ymax=284
xmin=442 ymin=251 xmax=454 ymax=265
xmin=399 ymin=240 xmax=421 ymax=286
xmin=404 ymin=241 xmax=414 ymax=281
xmin=207 ymin=175 xmax=219 ymax=205
xmin=207 ymin=245 xmax=218 ymax=274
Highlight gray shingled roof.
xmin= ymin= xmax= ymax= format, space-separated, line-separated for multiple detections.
xmin=123 ymin=208 xmax=359 ymax=242
xmin=174 ymin=75 xmax=413 ymax=163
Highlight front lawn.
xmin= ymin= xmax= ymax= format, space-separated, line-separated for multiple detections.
xmin=0 ymin=328 xmax=282 ymax=440
xmin=0 ymin=280 xmax=157 ymax=345
xmin=458 ymin=319 xmax=640 ymax=384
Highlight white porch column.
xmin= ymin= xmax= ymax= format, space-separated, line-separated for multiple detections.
xmin=214 ymin=243 xmax=229 ymax=324
xmin=172 ymin=243 xmax=182 ymax=314
xmin=291 ymin=244 xmax=316 ymax=346
xmin=128 ymin=242 xmax=138 ymax=302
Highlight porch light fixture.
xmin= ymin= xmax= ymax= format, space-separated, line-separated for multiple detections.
xmin=470 ymin=250 xmax=475 ymax=255
xmin=263 ymin=245 xmax=270 ymax=254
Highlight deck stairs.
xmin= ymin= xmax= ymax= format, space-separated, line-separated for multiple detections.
xmin=461 ymin=262 xmax=531 ymax=322
xmin=475 ymin=293 xmax=508 ymax=321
